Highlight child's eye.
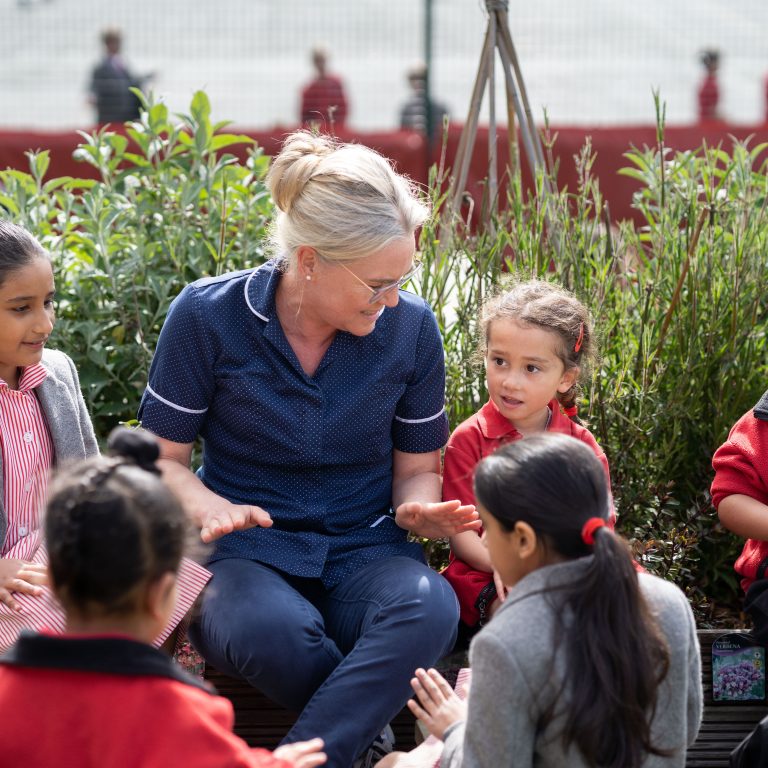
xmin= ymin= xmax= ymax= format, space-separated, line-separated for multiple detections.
xmin=526 ymin=364 xmax=540 ymax=373
xmin=11 ymin=305 xmax=30 ymax=313
xmin=493 ymin=357 xmax=506 ymax=367
xmin=44 ymin=299 xmax=56 ymax=309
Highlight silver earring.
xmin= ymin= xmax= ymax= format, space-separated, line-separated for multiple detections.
xmin=306 ymin=275 xmax=311 ymax=281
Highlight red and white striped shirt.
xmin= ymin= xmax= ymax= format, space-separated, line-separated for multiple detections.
xmin=0 ymin=363 xmax=53 ymax=559
xmin=0 ymin=362 xmax=211 ymax=652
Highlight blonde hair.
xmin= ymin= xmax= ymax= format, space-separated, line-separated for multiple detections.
xmin=480 ymin=279 xmax=596 ymax=419
xmin=266 ymin=131 xmax=429 ymax=268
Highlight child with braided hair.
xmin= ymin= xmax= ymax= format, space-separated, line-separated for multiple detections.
xmin=441 ymin=279 xmax=613 ymax=632
xmin=0 ymin=427 xmax=326 ymax=768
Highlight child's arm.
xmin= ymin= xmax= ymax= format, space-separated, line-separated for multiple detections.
xmin=450 ymin=530 xmax=492 ymax=573
xmin=717 ymin=495 xmax=768 ymax=540
xmin=712 ymin=414 xmax=768 ymax=540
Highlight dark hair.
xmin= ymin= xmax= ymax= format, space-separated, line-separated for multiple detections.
xmin=0 ymin=220 xmax=48 ymax=288
xmin=474 ymin=434 xmax=670 ymax=768
xmin=45 ymin=427 xmax=187 ymax=617
xmin=478 ymin=279 xmax=594 ymax=422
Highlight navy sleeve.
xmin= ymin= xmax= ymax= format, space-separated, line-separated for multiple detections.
xmin=138 ymin=284 xmax=216 ymax=444
xmin=392 ymin=303 xmax=450 ymax=453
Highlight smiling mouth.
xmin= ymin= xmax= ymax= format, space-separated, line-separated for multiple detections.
xmin=23 ymin=339 xmax=47 ymax=347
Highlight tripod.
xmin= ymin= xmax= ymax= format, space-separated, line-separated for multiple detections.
xmin=447 ymin=0 xmax=552 ymax=232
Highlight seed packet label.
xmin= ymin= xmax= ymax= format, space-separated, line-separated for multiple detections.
xmin=712 ymin=633 xmax=765 ymax=702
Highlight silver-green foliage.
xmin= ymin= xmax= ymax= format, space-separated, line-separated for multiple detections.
xmin=0 ymin=91 xmax=272 ymax=437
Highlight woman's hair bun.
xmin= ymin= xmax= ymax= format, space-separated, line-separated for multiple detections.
xmin=106 ymin=427 xmax=161 ymax=474
xmin=266 ymin=130 xmax=337 ymax=214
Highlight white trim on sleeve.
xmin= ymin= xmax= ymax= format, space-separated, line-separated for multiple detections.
xmin=394 ymin=407 xmax=445 ymax=424
xmin=145 ymin=384 xmax=209 ymax=414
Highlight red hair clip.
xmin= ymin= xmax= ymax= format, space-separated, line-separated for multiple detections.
xmin=563 ymin=405 xmax=578 ymax=418
xmin=581 ymin=517 xmax=606 ymax=546
xmin=574 ymin=322 xmax=584 ymax=353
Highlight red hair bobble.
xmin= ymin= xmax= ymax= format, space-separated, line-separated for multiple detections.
xmin=581 ymin=517 xmax=607 ymax=546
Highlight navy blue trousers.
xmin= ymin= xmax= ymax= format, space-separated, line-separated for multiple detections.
xmin=189 ymin=556 xmax=459 ymax=768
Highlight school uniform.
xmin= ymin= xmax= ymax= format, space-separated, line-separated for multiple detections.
xmin=711 ymin=389 xmax=768 ymax=639
xmin=441 ymin=559 xmax=702 ymax=768
xmin=442 ymin=398 xmax=612 ymax=626
xmin=0 ymin=631 xmax=290 ymax=768
xmin=138 ymin=260 xmax=459 ymax=767
xmin=0 ymin=349 xmax=210 ymax=652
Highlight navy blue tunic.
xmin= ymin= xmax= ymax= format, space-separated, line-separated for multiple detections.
xmin=139 ymin=261 xmax=449 ymax=586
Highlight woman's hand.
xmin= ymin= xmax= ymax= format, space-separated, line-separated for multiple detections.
xmin=395 ymin=499 xmax=480 ymax=539
xmin=0 ymin=559 xmax=48 ymax=611
xmin=407 ymin=667 xmax=467 ymax=740
xmin=200 ymin=501 xmax=273 ymax=544
xmin=273 ymin=738 xmax=326 ymax=768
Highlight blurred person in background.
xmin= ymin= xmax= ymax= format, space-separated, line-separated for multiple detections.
xmin=300 ymin=46 xmax=348 ymax=131
xmin=697 ymin=48 xmax=721 ymax=122
xmin=89 ymin=27 xmax=153 ymax=125
xmin=399 ymin=63 xmax=449 ymax=136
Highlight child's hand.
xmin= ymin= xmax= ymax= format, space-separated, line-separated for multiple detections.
xmin=199 ymin=501 xmax=273 ymax=543
xmin=395 ymin=500 xmax=480 ymax=539
xmin=407 ymin=667 xmax=467 ymax=740
xmin=0 ymin=559 xmax=48 ymax=611
xmin=273 ymin=738 xmax=326 ymax=768
xmin=492 ymin=569 xmax=508 ymax=604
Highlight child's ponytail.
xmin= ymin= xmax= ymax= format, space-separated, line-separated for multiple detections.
xmin=45 ymin=428 xmax=188 ymax=616
xmin=562 ymin=523 xmax=671 ymax=767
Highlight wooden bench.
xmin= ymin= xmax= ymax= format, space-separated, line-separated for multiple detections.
xmin=203 ymin=666 xmax=418 ymax=751
xmin=205 ymin=631 xmax=767 ymax=765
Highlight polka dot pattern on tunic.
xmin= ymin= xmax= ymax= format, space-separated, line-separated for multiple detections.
xmin=139 ymin=262 xmax=449 ymax=587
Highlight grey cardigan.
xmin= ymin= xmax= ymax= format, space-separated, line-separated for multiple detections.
xmin=0 ymin=349 xmax=99 ymax=548
xmin=442 ymin=558 xmax=703 ymax=768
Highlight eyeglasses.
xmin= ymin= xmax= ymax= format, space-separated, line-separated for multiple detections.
xmin=337 ymin=259 xmax=423 ymax=304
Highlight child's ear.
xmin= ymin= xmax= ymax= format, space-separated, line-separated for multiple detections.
xmin=557 ymin=365 xmax=580 ymax=394
xmin=513 ymin=520 xmax=539 ymax=560
xmin=144 ymin=572 xmax=177 ymax=622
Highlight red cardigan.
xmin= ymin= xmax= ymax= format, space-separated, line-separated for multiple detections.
xmin=711 ymin=390 xmax=768 ymax=592
xmin=442 ymin=399 xmax=613 ymax=626
xmin=0 ymin=632 xmax=292 ymax=768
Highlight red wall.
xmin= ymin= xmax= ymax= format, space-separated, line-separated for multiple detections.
xmin=2 ymin=122 xmax=766 ymax=225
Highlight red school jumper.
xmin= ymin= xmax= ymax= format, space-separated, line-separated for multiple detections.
xmin=711 ymin=390 xmax=768 ymax=592
xmin=442 ymin=398 xmax=613 ymax=626
xmin=0 ymin=631 xmax=292 ymax=768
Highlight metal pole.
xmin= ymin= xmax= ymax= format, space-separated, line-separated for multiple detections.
xmin=424 ymin=0 xmax=434 ymax=172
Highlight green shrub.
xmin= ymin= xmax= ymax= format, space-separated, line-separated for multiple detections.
xmin=0 ymin=91 xmax=272 ymax=437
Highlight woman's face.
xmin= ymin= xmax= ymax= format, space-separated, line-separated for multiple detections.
xmin=310 ymin=237 xmax=417 ymax=336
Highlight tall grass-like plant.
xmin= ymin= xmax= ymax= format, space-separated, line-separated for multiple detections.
xmin=414 ymin=108 xmax=768 ymax=616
